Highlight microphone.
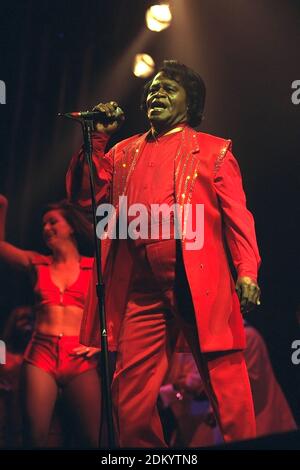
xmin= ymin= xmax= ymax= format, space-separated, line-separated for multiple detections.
xmin=58 ymin=107 xmax=124 ymax=123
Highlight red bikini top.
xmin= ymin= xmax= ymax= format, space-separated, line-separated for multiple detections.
xmin=31 ymin=253 xmax=94 ymax=309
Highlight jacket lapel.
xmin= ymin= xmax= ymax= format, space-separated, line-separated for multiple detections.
xmin=112 ymin=132 xmax=148 ymax=208
xmin=174 ymin=127 xmax=201 ymax=239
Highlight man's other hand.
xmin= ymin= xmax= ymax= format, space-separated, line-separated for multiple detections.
xmin=235 ymin=276 xmax=261 ymax=314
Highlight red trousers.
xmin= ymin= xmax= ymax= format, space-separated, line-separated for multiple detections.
xmin=112 ymin=239 xmax=256 ymax=447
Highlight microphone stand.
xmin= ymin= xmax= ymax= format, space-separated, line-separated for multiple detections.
xmin=81 ymin=119 xmax=116 ymax=449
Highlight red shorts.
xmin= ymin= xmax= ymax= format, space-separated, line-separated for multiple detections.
xmin=24 ymin=332 xmax=99 ymax=386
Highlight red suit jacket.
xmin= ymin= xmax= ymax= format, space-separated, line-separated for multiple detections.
xmin=66 ymin=126 xmax=261 ymax=352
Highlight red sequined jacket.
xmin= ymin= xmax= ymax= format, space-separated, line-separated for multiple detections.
xmin=66 ymin=126 xmax=261 ymax=352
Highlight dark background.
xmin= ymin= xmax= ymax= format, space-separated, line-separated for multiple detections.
xmin=0 ymin=0 xmax=299 ymax=421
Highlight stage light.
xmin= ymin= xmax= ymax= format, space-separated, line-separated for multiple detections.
xmin=133 ymin=54 xmax=155 ymax=78
xmin=146 ymin=4 xmax=172 ymax=32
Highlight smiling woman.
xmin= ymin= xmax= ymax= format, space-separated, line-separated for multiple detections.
xmin=0 ymin=194 xmax=101 ymax=448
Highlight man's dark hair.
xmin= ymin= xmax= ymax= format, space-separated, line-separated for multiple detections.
xmin=141 ymin=60 xmax=206 ymax=127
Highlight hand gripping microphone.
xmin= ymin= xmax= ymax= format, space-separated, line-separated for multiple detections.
xmin=58 ymin=106 xmax=124 ymax=123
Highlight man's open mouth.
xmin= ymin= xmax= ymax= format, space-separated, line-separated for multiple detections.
xmin=150 ymin=100 xmax=167 ymax=111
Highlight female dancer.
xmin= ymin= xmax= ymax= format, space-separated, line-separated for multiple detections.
xmin=0 ymin=195 xmax=101 ymax=448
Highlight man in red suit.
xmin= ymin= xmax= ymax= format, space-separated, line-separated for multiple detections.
xmin=67 ymin=60 xmax=261 ymax=447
